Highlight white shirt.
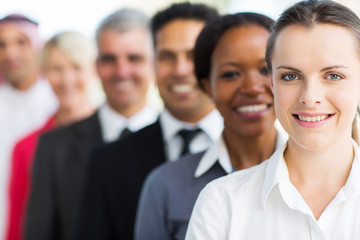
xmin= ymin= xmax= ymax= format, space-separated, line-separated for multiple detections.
xmin=0 ymin=80 xmax=57 ymax=239
xmin=98 ymin=102 xmax=158 ymax=143
xmin=159 ymin=109 xmax=223 ymax=161
xmin=195 ymin=127 xmax=288 ymax=178
xmin=186 ymin=140 xmax=360 ymax=240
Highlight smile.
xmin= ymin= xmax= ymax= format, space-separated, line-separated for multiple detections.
xmin=114 ymin=81 xmax=133 ymax=91
xmin=295 ymin=114 xmax=333 ymax=122
xmin=236 ymin=104 xmax=269 ymax=113
xmin=172 ymin=83 xmax=195 ymax=94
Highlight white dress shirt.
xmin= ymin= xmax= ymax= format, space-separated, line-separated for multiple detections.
xmin=159 ymin=109 xmax=223 ymax=161
xmin=98 ymin=102 xmax=158 ymax=143
xmin=195 ymin=127 xmax=288 ymax=178
xmin=0 ymin=80 xmax=57 ymax=239
xmin=186 ymin=140 xmax=360 ymax=240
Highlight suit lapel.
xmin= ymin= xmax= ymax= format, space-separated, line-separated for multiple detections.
xmin=135 ymin=120 xmax=166 ymax=169
xmin=74 ymin=111 xmax=103 ymax=166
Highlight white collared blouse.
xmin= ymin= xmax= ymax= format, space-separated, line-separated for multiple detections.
xmin=186 ymin=140 xmax=360 ymax=240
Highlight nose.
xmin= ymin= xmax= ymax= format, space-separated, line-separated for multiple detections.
xmin=3 ymin=44 xmax=19 ymax=59
xmin=298 ymin=79 xmax=322 ymax=106
xmin=174 ymin=56 xmax=192 ymax=77
xmin=115 ymin=59 xmax=131 ymax=79
xmin=62 ymin=68 xmax=76 ymax=83
xmin=239 ymin=71 xmax=265 ymax=95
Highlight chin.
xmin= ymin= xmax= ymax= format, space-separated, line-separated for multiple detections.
xmin=291 ymin=136 xmax=331 ymax=152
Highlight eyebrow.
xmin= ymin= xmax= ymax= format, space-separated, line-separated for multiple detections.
xmin=320 ymin=65 xmax=348 ymax=71
xmin=219 ymin=62 xmax=241 ymax=68
xmin=276 ymin=65 xmax=348 ymax=72
xmin=219 ymin=59 xmax=266 ymax=68
xmin=276 ymin=66 xmax=301 ymax=72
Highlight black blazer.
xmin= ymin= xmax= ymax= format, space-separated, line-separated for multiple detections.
xmin=25 ymin=112 xmax=102 ymax=240
xmin=73 ymin=120 xmax=166 ymax=240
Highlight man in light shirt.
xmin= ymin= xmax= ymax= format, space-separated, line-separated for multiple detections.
xmin=25 ymin=9 xmax=158 ymax=240
xmin=0 ymin=14 xmax=57 ymax=239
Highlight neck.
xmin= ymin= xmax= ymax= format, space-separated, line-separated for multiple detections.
xmin=224 ymin=127 xmax=277 ymax=170
xmin=284 ymin=136 xmax=354 ymax=220
xmin=11 ymin=74 xmax=37 ymax=91
xmin=108 ymin=99 xmax=146 ymax=118
xmin=168 ymin=102 xmax=215 ymax=124
xmin=55 ymin=99 xmax=94 ymax=126
xmin=285 ymin=137 xmax=354 ymax=187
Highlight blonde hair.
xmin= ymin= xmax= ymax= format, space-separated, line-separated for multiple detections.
xmin=41 ymin=31 xmax=96 ymax=69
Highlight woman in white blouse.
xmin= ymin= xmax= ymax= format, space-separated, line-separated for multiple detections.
xmin=186 ymin=0 xmax=360 ymax=239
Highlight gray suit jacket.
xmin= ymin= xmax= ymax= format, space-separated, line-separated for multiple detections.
xmin=135 ymin=152 xmax=227 ymax=240
xmin=25 ymin=112 xmax=102 ymax=240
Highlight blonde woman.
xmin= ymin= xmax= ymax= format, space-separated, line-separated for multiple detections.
xmin=8 ymin=31 xmax=96 ymax=240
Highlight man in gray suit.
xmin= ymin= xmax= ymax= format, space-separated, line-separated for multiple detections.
xmin=25 ymin=9 xmax=157 ymax=240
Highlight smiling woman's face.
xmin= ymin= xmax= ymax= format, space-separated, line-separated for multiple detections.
xmin=45 ymin=46 xmax=93 ymax=109
xmin=271 ymin=23 xmax=360 ymax=150
xmin=203 ymin=24 xmax=275 ymax=138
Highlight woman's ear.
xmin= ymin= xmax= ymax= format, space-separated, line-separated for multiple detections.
xmin=200 ymin=78 xmax=212 ymax=98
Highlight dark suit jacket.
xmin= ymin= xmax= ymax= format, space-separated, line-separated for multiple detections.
xmin=25 ymin=112 xmax=102 ymax=240
xmin=73 ymin=120 xmax=166 ymax=240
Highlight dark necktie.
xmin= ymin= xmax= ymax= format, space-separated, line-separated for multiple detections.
xmin=119 ymin=127 xmax=133 ymax=140
xmin=178 ymin=128 xmax=202 ymax=156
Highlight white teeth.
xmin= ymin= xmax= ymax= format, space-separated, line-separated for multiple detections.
xmin=172 ymin=84 xmax=194 ymax=93
xmin=236 ymin=104 xmax=268 ymax=113
xmin=115 ymin=81 xmax=132 ymax=91
xmin=298 ymin=115 xmax=328 ymax=122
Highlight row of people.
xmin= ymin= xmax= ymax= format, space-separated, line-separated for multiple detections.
xmin=3 ymin=3 xmax=221 ymax=240
xmin=8 ymin=30 xmax=97 ymax=240
xmin=4 ymin=0 xmax=360 ymax=239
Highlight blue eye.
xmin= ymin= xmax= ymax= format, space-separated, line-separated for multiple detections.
xmin=281 ymin=73 xmax=298 ymax=81
xmin=326 ymin=73 xmax=342 ymax=80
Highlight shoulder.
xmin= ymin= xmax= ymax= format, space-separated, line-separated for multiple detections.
xmin=93 ymin=121 xmax=161 ymax=156
xmin=142 ymin=152 xmax=205 ymax=198
xmin=129 ymin=120 xmax=162 ymax=140
xmin=204 ymin=160 xmax=269 ymax=197
xmin=14 ymin=128 xmax=42 ymax=152
xmin=40 ymin=112 xmax=99 ymax=141
xmin=0 ymin=85 xmax=6 ymax=94
xmin=148 ymin=152 xmax=204 ymax=182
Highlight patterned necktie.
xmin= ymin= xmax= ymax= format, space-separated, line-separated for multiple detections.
xmin=178 ymin=128 xmax=202 ymax=156
xmin=119 ymin=127 xmax=132 ymax=140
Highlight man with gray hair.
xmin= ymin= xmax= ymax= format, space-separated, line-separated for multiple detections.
xmin=25 ymin=9 xmax=157 ymax=240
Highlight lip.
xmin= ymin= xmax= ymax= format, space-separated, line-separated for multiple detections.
xmin=234 ymin=103 xmax=272 ymax=120
xmin=293 ymin=112 xmax=334 ymax=128
xmin=113 ymin=80 xmax=133 ymax=91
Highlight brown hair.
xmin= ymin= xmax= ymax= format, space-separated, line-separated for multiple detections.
xmin=265 ymin=0 xmax=360 ymax=144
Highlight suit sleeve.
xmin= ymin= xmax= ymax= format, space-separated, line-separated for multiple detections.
xmin=25 ymin=135 xmax=57 ymax=240
xmin=72 ymin=149 xmax=112 ymax=240
xmin=135 ymin=167 xmax=171 ymax=240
